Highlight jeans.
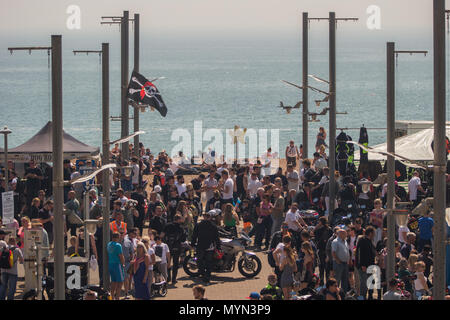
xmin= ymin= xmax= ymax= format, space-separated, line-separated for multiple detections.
xmin=167 ymin=249 xmax=181 ymax=283
xmin=318 ymin=251 xmax=330 ymax=284
xmin=0 ymin=273 xmax=18 ymax=300
xmin=271 ymin=216 xmax=284 ymax=236
xmin=254 ymin=216 xmax=273 ymax=248
xmin=197 ymin=250 xmax=214 ymax=281
xmin=357 ymin=267 xmax=369 ymax=299
xmin=333 ymin=261 xmax=349 ymax=293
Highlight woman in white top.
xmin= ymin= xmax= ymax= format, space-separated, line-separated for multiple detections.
xmin=414 ymin=261 xmax=429 ymax=298
xmin=285 ymin=140 xmax=300 ymax=167
xmin=152 ymin=235 xmax=171 ymax=282
xmin=141 ymin=237 xmax=156 ymax=293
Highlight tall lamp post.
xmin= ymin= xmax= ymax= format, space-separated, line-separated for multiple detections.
xmin=386 ymin=43 xmax=428 ymax=284
xmin=8 ymin=35 xmax=65 ymax=300
xmin=73 ymin=43 xmax=111 ymax=289
xmin=306 ymin=13 xmax=358 ymax=222
xmin=0 ymin=127 xmax=12 ymax=191
xmin=433 ymin=0 xmax=447 ymax=300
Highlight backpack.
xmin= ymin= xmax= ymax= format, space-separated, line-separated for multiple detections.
xmin=268 ymin=249 xmax=277 ymax=268
xmin=0 ymin=248 xmax=13 ymax=269
xmin=303 ymin=168 xmax=316 ymax=182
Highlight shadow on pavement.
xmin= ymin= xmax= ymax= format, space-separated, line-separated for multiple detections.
xmin=179 ymin=274 xmax=261 ymax=288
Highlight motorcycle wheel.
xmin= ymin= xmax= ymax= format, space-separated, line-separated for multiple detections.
xmin=182 ymin=255 xmax=201 ymax=277
xmin=238 ymin=255 xmax=262 ymax=278
xmin=160 ymin=284 xmax=168 ymax=297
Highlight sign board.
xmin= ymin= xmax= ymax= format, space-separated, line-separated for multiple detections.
xmin=47 ymin=257 xmax=89 ymax=290
xmin=1 ymin=191 xmax=14 ymax=225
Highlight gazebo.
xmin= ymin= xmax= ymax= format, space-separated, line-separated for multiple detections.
xmin=7 ymin=121 xmax=99 ymax=163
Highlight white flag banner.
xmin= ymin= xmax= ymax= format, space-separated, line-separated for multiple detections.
xmin=2 ymin=191 xmax=14 ymax=225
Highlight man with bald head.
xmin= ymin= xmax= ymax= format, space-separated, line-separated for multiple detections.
xmin=331 ymin=229 xmax=350 ymax=292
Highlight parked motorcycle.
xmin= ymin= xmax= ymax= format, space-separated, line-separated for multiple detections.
xmin=41 ymin=275 xmax=112 ymax=300
xmin=182 ymin=232 xmax=262 ymax=278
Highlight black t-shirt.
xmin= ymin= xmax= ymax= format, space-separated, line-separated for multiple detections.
xmin=150 ymin=216 xmax=166 ymax=234
xmin=163 ymin=222 xmax=186 ymax=249
xmin=339 ymin=184 xmax=355 ymax=202
xmin=25 ymin=167 xmax=43 ymax=192
xmin=131 ymin=192 xmax=146 ymax=213
xmin=167 ymin=196 xmax=179 ymax=219
xmin=39 ymin=208 xmax=53 ymax=234
xmin=303 ymin=168 xmax=316 ymax=183
xmin=29 ymin=206 xmax=40 ymax=220
xmin=190 ymin=178 xmax=202 ymax=194
xmin=161 ymin=183 xmax=173 ymax=204
xmin=63 ymin=167 xmax=72 ymax=181
xmin=236 ymin=175 xmax=245 ymax=195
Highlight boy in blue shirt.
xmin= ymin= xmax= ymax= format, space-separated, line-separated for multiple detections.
xmin=107 ymin=232 xmax=125 ymax=300
xmin=418 ymin=211 xmax=434 ymax=253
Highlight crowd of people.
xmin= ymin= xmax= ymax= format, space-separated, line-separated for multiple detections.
xmin=0 ymin=135 xmax=448 ymax=300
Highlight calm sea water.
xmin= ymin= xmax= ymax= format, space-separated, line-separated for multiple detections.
xmin=0 ymin=34 xmax=442 ymax=159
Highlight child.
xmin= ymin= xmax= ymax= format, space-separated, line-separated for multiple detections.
xmin=239 ymin=199 xmax=253 ymax=234
xmin=414 ymin=261 xmax=430 ymax=298
xmin=397 ymin=258 xmax=413 ymax=295
xmin=66 ymin=236 xmax=78 ymax=257
xmin=369 ymin=199 xmax=384 ymax=246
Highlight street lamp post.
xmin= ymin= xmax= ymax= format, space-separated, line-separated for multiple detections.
xmin=0 ymin=127 xmax=12 ymax=192
xmin=306 ymin=13 xmax=358 ymax=222
xmin=73 ymin=42 xmax=111 ymax=289
xmin=386 ymin=44 xmax=428 ymax=284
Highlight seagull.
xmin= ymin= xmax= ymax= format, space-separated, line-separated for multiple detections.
xmin=281 ymin=80 xmax=331 ymax=106
xmin=315 ymin=95 xmax=330 ymax=107
xmin=279 ymin=101 xmax=302 ymax=114
xmin=308 ymin=107 xmax=329 ymax=121
xmin=308 ymin=74 xmax=330 ymax=84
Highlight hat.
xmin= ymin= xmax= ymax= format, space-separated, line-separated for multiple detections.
xmin=246 ymin=292 xmax=260 ymax=300
xmin=154 ymin=185 xmax=162 ymax=193
xmin=0 ymin=229 xmax=11 ymax=236
xmin=206 ymin=209 xmax=221 ymax=217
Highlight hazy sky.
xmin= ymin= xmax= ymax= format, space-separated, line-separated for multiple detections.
xmin=0 ymin=0 xmax=436 ymax=41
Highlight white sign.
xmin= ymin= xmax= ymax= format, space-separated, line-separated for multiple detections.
xmin=66 ymin=265 xmax=81 ymax=289
xmin=2 ymin=191 xmax=14 ymax=225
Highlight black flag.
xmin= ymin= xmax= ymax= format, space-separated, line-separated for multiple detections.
xmin=127 ymin=70 xmax=168 ymax=117
xmin=358 ymin=126 xmax=369 ymax=164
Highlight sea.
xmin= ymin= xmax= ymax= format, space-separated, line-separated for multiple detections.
xmin=0 ymin=31 xmax=445 ymax=161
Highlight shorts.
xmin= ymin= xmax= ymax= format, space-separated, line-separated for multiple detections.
xmin=287 ymin=156 xmax=297 ymax=167
xmin=109 ymin=263 xmax=125 ymax=283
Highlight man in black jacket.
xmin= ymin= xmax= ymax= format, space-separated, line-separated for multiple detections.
xmin=191 ymin=210 xmax=221 ymax=283
xmin=355 ymin=226 xmax=376 ymax=300
xmin=314 ymin=217 xmax=333 ymax=285
xmin=161 ymin=214 xmax=187 ymax=284
xmin=149 ymin=205 xmax=166 ymax=235
xmin=131 ymin=185 xmax=146 ymax=236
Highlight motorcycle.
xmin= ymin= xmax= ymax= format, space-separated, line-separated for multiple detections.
xmin=41 ymin=275 xmax=112 ymax=300
xmin=183 ymin=232 xmax=262 ymax=278
xmin=299 ymin=209 xmax=319 ymax=227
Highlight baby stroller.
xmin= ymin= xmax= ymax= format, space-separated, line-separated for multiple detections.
xmin=151 ymin=261 xmax=168 ymax=297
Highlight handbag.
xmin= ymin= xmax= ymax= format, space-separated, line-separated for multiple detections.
xmin=89 ymin=255 xmax=98 ymax=271
xmin=66 ymin=209 xmax=84 ymax=226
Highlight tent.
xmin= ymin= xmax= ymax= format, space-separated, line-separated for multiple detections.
xmin=355 ymin=126 xmax=450 ymax=161
xmin=7 ymin=121 xmax=99 ymax=163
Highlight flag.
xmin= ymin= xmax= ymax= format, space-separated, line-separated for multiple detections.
xmin=127 ymin=70 xmax=168 ymax=117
